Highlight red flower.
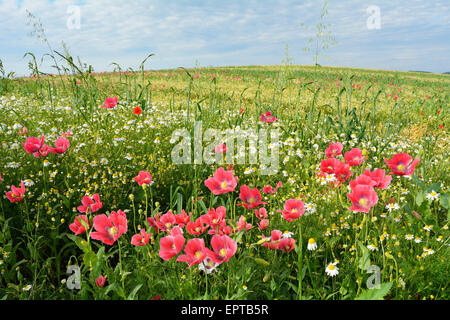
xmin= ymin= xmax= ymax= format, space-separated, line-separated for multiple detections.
xmin=69 ymin=215 xmax=89 ymax=235
xmin=23 ymin=135 xmax=44 ymax=154
xmin=362 ymin=169 xmax=392 ymax=189
xmin=320 ymin=158 xmax=343 ymax=175
xmin=236 ymin=215 xmax=252 ymax=232
xmin=254 ymin=207 xmax=268 ymax=220
xmin=176 ymin=238 xmax=207 ymax=268
xmin=77 ymin=193 xmax=102 ymax=214
xmin=262 ymin=181 xmax=282 ymax=194
xmin=174 ymin=210 xmax=191 ymax=228
xmin=260 ymin=111 xmax=278 ymax=123
xmin=278 ymin=199 xmax=305 ymax=222
xmin=257 ymin=219 xmax=269 ymax=230
xmin=349 ymin=174 xmax=377 ymax=189
xmin=325 ymin=142 xmax=343 ymax=158
xmin=159 ymin=232 xmax=185 ymax=260
xmin=157 ymin=211 xmax=177 ymax=233
xmin=344 ymin=148 xmax=364 ymax=166
xmin=237 ymin=185 xmax=266 ymax=209
xmin=384 ymin=153 xmax=420 ymax=176
xmin=262 ymin=230 xmax=283 ymax=250
xmin=214 ymin=143 xmax=227 ymax=154
xmin=90 ymin=210 xmax=128 ymax=245
xmin=277 ymin=238 xmax=296 ymax=252
xmin=133 ymin=106 xmax=142 ymax=115
xmin=204 ymin=167 xmax=238 ymax=195
xmin=201 ymin=206 xmax=226 ymax=228
xmin=5 ymin=181 xmax=26 ymax=203
xmin=186 ymin=218 xmax=208 ymax=236
xmin=334 ymin=162 xmax=353 ymax=182
xmin=347 ymin=185 xmax=378 ymax=213
xmin=100 ymin=96 xmax=118 ymax=108
xmin=131 ymin=229 xmax=152 ymax=246
xmin=95 ymin=275 xmax=106 ymax=288
xmin=50 ymin=137 xmax=70 ymax=154
xmin=134 ymin=170 xmax=152 ymax=186
xmin=205 ymin=234 xmax=237 ymax=264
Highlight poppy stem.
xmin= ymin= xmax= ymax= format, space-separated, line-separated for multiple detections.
xmin=297 ymin=219 xmax=303 ymax=300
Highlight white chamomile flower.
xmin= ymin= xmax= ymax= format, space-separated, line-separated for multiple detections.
xmin=405 ymin=234 xmax=414 ymax=241
xmin=22 ymin=284 xmax=32 ymax=291
xmin=307 ymin=238 xmax=317 ymax=251
xmin=283 ymin=231 xmax=294 ymax=239
xmin=385 ymin=203 xmax=400 ymax=212
xmin=367 ymin=244 xmax=378 ymax=251
xmin=325 ymin=262 xmax=339 ymax=277
xmin=425 ymin=190 xmax=439 ymax=201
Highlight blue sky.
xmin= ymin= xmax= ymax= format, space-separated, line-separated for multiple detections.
xmin=1 ymin=0 xmax=449 ymax=76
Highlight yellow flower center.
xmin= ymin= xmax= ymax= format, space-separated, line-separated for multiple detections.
xmin=328 ymin=264 xmax=335 ymax=270
xmin=195 ymin=251 xmax=202 ymax=258
xmin=359 ymin=198 xmax=368 ymax=206
xmin=308 ymin=238 xmax=316 ymax=244
xmin=108 ymin=227 xmax=118 ymax=236
xmin=221 ymin=181 xmax=228 ymax=189
xmin=397 ymin=164 xmax=405 ymax=171
xmin=219 ymin=248 xmax=227 ymax=257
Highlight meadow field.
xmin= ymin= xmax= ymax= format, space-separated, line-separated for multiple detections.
xmin=0 ymin=60 xmax=448 ymax=300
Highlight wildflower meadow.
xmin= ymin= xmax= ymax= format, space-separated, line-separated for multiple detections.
xmin=0 ymin=1 xmax=449 ymax=303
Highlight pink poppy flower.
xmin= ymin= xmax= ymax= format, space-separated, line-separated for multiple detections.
xmin=157 ymin=211 xmax=177 ymax=233
xmin=214 ymin=144 xmax=227 ymax=154
xmin=95 ymin=275 xmax=106 ymax=288
xmin=5 ymin=181 xmax=26 ymax=203
xmin=204 ymin=167 xmax=238 ymax=195
xmin=262 ymin=181 xmax=282 ymax=194
xmin=159 ymin=232 xmax=185 ymax=261
xmin=176 ymin=238 xmax=207 ymax=268
xmin=349 ymin=174 xmax=377 ymax=190
xmin=100 ymin=96 xmax=118 ymax=108
xmin=278 ymin=199 xmax=305 ymax=222
xmin=344 ymin=148 xmax=364 ymax=166
xmin=201 ymin=206 xmax=226 ymax=228
xmin=347 ymin=185 xmax=378 ymax=213
xmin=186 ymin=218 xmax=208 ymax=236
xmin=205 ymin=234 xmax=237 ymax=264
xmin=134 ymin=170 xmax=152 ymax=186
xmin=334 ymin=162 xmax=353 ymax=182
xmin=320 ymin=158 xmax=344 ymax=175
xmin=254 ymin=208 xmax=268 ymax=220
xmin=325 ymin=142 xmax=343 ymax=158
xmin=384 ymin=153 xmax=420 ymax=176
xmin=33 ymin=143 xmax=51 ymax=158
xmin=175 ymin=210 xmax=191 ymax=228
xmin=90 ymin=210 xmax=128 ymax=245
xmin=131 ymin=229 xmax=152 ymax=246
xmin=236 ymin=215 xmax=252 ymax=232
xmin=362 ymin=169 xmax=392 ymax=189
xmin=23 ymin=135 xmax=44 ymax=154
xmin=262 ymin=230 xmax=283 ymax=250
xmin=69 ymin=215 xmax=89 ymax=235
xmin=50 ymin=137 xmax=70 ymax=154
xmin=77 ymin=193 xmax=102 ymax=214
xmin=237 ymin=185 xmax=267 ymax=209
xmin=257 ymin=219 xmax=269 ymax=230
xmin=260 ymin=111 xmax=278 ymax=123
xmin=277 ymin=238 xmax=296 ymax=252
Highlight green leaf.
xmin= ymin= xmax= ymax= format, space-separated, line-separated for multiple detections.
xmin=440 ymin=193 xmax=448 ymax=210
xmin=357 ymin=241 xmax=370 ymax=271
xmin=415 ymin=191 xmax=424 ymax=207
xmin=355 ymin=282 xmax=392 ymax=300
xmin=127 ymin=284 xmax=143 ymax=300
